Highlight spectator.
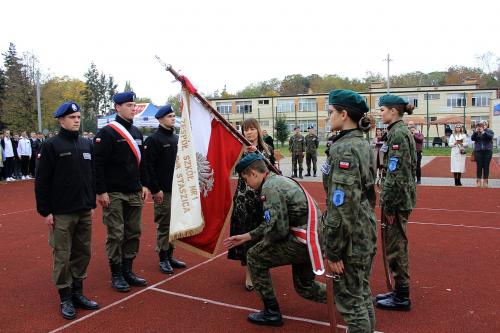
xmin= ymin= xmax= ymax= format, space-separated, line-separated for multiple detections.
xmin=1 ymin=130 xmax=16 ymax=181
xmin=449 ymin=125 xmax=468 ymax=186
xmin=408 ymin=123 xmax=424 ymax=184
xmin=17 ymin=131 xmax=32 ymax=180
xmin=0 ymin=136 xmax=3 ymax=181
xmin=471 ymin=121 xmax=494 ymax=188
xmin=372 ymin=128 xmax=385 ymax=181
xmin=262 ymin=130 xmax=275 ymax=165
xmin=12 ymin=133 xmax=21 ymax=179
xmin=30 ymin=132 xmax=42 ymax=177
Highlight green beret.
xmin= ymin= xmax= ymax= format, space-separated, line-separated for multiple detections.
xmin=235 ymin=153 xmax=264 ymax=174
xmin=378 ymin=94 xmax=408 ymax=107
xmin=328 ymin=89 xmax=369 ymax=114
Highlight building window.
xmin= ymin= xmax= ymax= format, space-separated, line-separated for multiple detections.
xmin=447 ymin=94 xmax=467 ymax=108
xmin=260 ymin=120 xmax=270 ymax=127
xmin=298 ymin=120 xmax=317 ymax=131
xmin=236 ymin=101 xmax=252 ymax=114
xmin=402 ymin=95 xmax=418 ymax=108
xmin=216 ymin=102 xmax=232 ymax=114
xmin=324 ymin=100 xmax=329 ymax=112
xmin=471 ymin=93 xmax=490 ymax=107
xmin=286 ymin=121 xmax=297 ymax=132
xmin=277 ymin=99 xmax=294 ymax=113
xmin=424 ymin=93 xmax=440 ymax=100
xmin=258 ymin=99 xmax=269 ymax=105
xmin=298 ymin=98 xmax=317 ymax=112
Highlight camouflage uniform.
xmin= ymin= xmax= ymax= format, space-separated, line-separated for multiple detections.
xmin=289 ymin=133 xmax=306 ymax=177
xmin=380 ymin=120 xmax=416 ymax=289
xmin=247 ymin=172 xmax=326 ymax=304
xmin=305 ymin=133 xmax=319 ymax=176
xmin=322 ymin=129 xmax=377 ymax=333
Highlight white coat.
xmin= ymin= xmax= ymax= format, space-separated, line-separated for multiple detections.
xmin=449 ymin=133 xmax=467 ymax=173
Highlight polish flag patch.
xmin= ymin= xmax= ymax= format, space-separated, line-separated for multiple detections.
xmin=339 ymin=161 xmax=350 ymax=169
xmin=392 ymin=145 xmax=399 ymax=150
xmin=95 ymin=138 xmax=101 ymax=143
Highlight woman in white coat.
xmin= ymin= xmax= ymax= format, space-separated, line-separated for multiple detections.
xmin=449 ymin=125 xmax=467 ymax=186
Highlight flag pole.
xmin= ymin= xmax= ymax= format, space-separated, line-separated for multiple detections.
xmin=156 ymin=57 xmax=280 ymax=174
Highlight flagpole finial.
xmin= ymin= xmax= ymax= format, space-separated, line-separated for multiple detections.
xmin=155 ymin=55 xmax=171 ymax=71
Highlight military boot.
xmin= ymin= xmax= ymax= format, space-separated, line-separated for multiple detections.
xmin=299 ymin=170 xmax=303 ymax=179
xmin=305 ymin=170 xmax=311 ymax=177
xmin=376 ymin=286 xmax=411 ymax=311
xmin=159 ymin=250 xmax=174 ymax=274
xmin=247 ymin=298 xmax=283 ymax=327
xmin=72 ymin=279 xmax=99 ymax=310
xmin=110 ymin=263 xmax=130 ymax=292
xmin=122 ymin=258 xmax=147 ymax=287
xmin=58 ymin=287 xmax=76 ymax=320
xmin=167 ymin=248 xmax=187 ymax=269
xmin=374 ymin=290 xmax=395 ymax=302
xmin=292 ymin=171 xmax=297 ymax=178
xmin=313 ymin=171 xmax=316 ymax=177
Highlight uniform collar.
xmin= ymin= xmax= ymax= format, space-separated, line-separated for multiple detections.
xmin=387 ymin=119 xmax=404 ymax=131
xmin=58 ymin=127 xmax=79 ymax=141
xmin=115 ymin=114 xmax=133 ymax=129
xmin=159 ymin=125 xmax=175 ymax=135
xmin=330 ymin=128 xmax=361 ymax=145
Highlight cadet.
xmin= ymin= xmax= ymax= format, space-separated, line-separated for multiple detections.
xmin=144 ymin=104 xmax=186 ymax=274
xmin=288 ymin=126 xmax=305 ymax=178
xmin=375 ymin=94 xmax=416 ymax=311
xmin=224 ymin=153 xmax=326 ymax=327
xmin=304 ymin=125 xmax=319 ymax=177
xmin=35 ymin=101 xmax=99 ymax=320
xmin=94 ymin=92 xmax=149 ymax=292
xmin=322 ymin=90 xmax=377 ymax=333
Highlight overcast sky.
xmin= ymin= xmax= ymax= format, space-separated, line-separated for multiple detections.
xmin=2 ymin=0 xmax=500 ymax=105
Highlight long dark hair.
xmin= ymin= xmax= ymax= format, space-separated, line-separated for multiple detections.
xmin=241 ymin=118 xmax=270 ymax=155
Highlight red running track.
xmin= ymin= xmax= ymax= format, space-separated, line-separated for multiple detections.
xmin=0 ymin=180 xmax=499 ymax=333
xmin=421 ymin=156 xmax=500 ymax=179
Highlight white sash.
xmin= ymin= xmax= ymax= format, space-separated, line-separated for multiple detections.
xmin=107 ymin=121 xmax=141 ymax=165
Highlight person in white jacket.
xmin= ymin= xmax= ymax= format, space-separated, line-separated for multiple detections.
xmin=17 ymin=131 xmax=32 ymax=180
xmin=448 ymin=125 xmax=467 ymax=186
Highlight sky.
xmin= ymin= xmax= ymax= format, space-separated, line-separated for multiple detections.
xmin=1 ymin=0 xmax=500 ymax=105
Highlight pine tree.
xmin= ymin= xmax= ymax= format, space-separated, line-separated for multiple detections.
xmin=1 ymin=43 xmax=36 ymax=132
xmin=274 ymin=115 xmax=289 ymax=148
xmin=0 ymin=68 xmax=6 ymax=130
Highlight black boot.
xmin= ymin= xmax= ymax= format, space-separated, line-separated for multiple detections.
xmin=247 ymin=298 xmax=283 ymax=327
xmin=291 ymin=171 xmax=297 ymax=178
xmin=313 ymin=171 xmax=316 ymax=177
xmin=374 ymin=290 xmax=395 ymax=302
xmin=58 ymin=287 xmax=76 ymax=320
xmin=159 ymin=250 xmax=174 ymax=274
xmin=457 ymin=173 xmax=462 ymax=186
xmin=299 ymin=170 xmax=303 ymax=179
xmin=376 ymin=286 xmax=411 ymax=311
xmin=122 ymin=259 xmax=147 ymax=286
xmin=167 ymin=248 xmax=187 ymax=269
xmin=72 ymin=279 xmax=99 ymax=310
xmin=305 ymin=171 xmax=311 ymax=177
xmin=110 ymin=264 xmax=130 ymax=292
xmin=453 ymin=173 xmax=459 ymax=186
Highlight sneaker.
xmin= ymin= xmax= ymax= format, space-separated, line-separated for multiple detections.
xmin=7 ymin=177 xmax=14 ymax=182
xmin=21 ymin=176 xmax=26 ymax=180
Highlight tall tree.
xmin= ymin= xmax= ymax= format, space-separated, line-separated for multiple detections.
xmin=166 ymin=94 xmax=181 ymax=115
xmin=0 ymin=67 xmax=5 ymax=129
xmin=124 ymin=80 xmax=133 ymax=92
xmin=1 ymin=43 xmax=36 ymax=131
xmin=280 ymin=74 xmax=309 ymax=95
xmin=274 ymin=115 xmax=289 ymax=148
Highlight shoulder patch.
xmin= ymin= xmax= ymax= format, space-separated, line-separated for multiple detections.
xmin=95 ymin=138 xmax=101 ymax=143
xmin=392 ymin=145 xmax=399 ymax=150
xmin=339 ymin=161 xmax=350 ymax=169
xmin=388 ymin=157 xmax=399 ymax=172
xmin=332 ymin=190 xmax=345 ymax=207
xmin=321 ymin=161 xmax=331 ymax=175
xmin=263 ymin=210 xmax=271 ymax=223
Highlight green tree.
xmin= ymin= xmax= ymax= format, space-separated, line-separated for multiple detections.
xmin=124 ymin=80 xmax=133 ymax=92
xmin=1 ymin=43 xmax=36 ymax=132
xmin=166 ymin=94 xmax=180 ymax=115
xmin=274 ymin=115 xmax=289 ymax=148
xmin=0 ymin=68 xmax=5 ymax=129
xmin=280 ymin=74 xmax=309 ymax=95
xmin=136 ymin=97 xmax=152 ymax=103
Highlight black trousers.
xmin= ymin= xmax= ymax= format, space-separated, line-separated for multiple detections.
xmin=29 ymin=153 xmax=37 ymax=175
xmin=416 ymin=151 xmax=422 ymax=181
xmin=475 ymin=150 xmax=493 ymax=179
xmin=3 ymin=157 xmax=14 ymax=178
xmin=20 ymin=156 xmax=30 ymax=176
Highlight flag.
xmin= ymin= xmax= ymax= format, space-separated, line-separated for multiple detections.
xmin=171 ymin=85 xmax=243 ymax=257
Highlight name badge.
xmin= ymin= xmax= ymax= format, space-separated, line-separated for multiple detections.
xmin=163 ymin=144 xmax=171 ymax=148
xmin=59 ymin=152 xmax=72 ymax=157
xmin=83 ymin=153 xmax=91 ymax=160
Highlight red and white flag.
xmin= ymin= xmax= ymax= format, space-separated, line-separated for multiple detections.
xmin=171 ymin=83 xmax=243 ymax=257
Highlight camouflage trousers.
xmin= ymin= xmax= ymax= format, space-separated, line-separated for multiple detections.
xmin=49 ymin=210 xmax=92 ymax=289
xmin=154 ymin=192 xmax=174 ymax=252
xmin=384 ymin=210 xmax=411 ymax=288
xmin=291 ymin=153 xmax=304 ymax=174
xmin=306 ymin=152 xmax=317 ymax=174
xmin=333 ymin=256 xmax=376 ymax=333
xmin=247 ymin=235 xmax=326 ymax=303
xmin=103 ymin=192 xmax=143 ymax=265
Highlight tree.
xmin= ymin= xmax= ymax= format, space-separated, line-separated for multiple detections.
xmin=1 ymin=43 xmax=36 ymax=132
xmin=0 ymin=67 xmax=5 ymax=130
xmin=166 ymin=94 xmax=180 ymax=115
xmin=280 ymin=74 xmax=309 ymax=95
xmin=124 ymin=80 xmax=133 ymax=92
xmin=274 ymin=115 xmax=289 ymax=148
xmin=136 ymin=97 xmax=152 ymax=103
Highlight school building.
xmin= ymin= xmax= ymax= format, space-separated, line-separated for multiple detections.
xmin=209 ymin=83 xmax=499 ymax=145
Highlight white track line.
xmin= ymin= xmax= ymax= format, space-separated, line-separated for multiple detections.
xmin=408 ymin=221 xmax=500 ymax=231
xmin=48 ymin=251 xmax=228 ymax=333
xmin=413 ymin=207 xmax=500 ymax=215
xmin=151 ymin=287 xmax=384 ymax=333
xmin=0 ymin=208 xmax=35 ymax=217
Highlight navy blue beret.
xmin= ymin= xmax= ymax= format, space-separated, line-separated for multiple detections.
xmin=155 ymin=104 xmax=175 ymax=119
xmin=53 ymin=101 xmax=80 ymax=118
xmin=235 ymin=153 xmax=264 ymax=174
xmin=113 ymin=91 xmax=136 ymax=104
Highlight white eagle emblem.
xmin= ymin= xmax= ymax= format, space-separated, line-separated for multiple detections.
xmin=196 ymin=152 xmax=214 ymax=197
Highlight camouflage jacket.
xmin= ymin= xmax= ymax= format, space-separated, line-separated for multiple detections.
xmin=289 ymin=133 xmax=305 ymax=154
xmin=305 ymin=133 xmax=319 ymax=154
xmin=249 ymin=172 xmax=309 ymax=246
xmin=381 ymin=120 xmax=417 ymax=212
xmin=321 ymin=129 xmax=377 ymax=263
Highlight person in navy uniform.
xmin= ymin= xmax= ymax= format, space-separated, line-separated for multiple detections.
xmin=35 ymin=101 xmax=99 ymax=320
xmin=144 ymin=105 xmax=186 ymax=274
xmin=94 ymin=92 xmax=149 ymax=292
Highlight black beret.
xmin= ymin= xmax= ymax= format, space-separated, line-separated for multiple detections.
xmin=113 ymin=91 xmax=136 ymax=104
xmin=53 ymin=101 xmax=80 ymax=118
xmin=235 ymin=153 xmax=264 ymax=174
xmin=155 ymin=104 xmax=175 ymax=119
